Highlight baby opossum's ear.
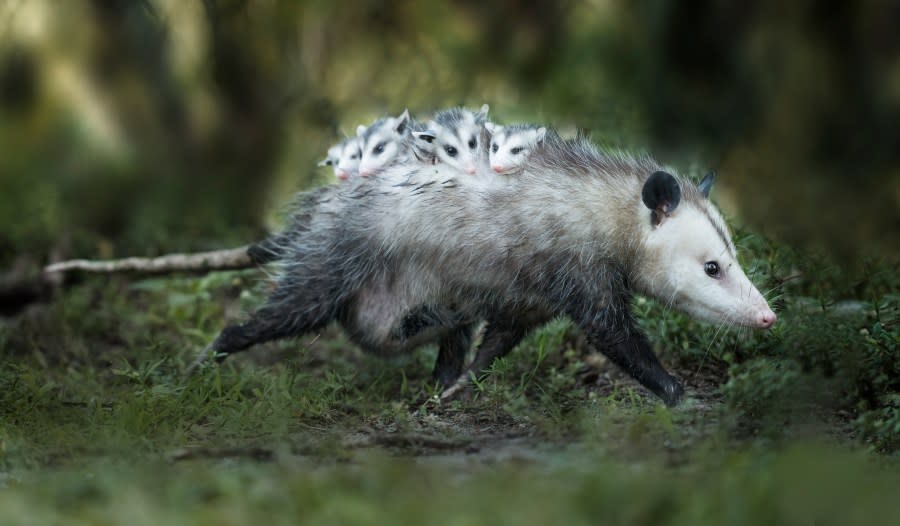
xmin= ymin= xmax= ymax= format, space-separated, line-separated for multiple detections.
xmin=475 ymin=104 xmax=490 ymax=122
xmin=484 ymin=122 xmax=498 ymax=135
xmin=356 ymin=125 xmax=368 ymax=136
xmin=395 ymin=109 xmax=411 ymax=134
xmin=535 ymin=127 xmax=547 ymax=143
xmin=413 ymin=131 xmax=436 ymax=144
xmin=642 ymin=171 xmax=681 ymax=227
xmin=698 ymin=170 xmax=716 ymax=198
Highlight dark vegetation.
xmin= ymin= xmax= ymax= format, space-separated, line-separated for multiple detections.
xmin=1 ymin=1 xmax=898 ymax=523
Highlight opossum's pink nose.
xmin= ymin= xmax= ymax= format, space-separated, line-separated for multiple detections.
xmin=336 ymin=170 xmax=349 ymax=180
xmin=466 ymin=166 xmax=477 ymax=175
xmin=757 ymin=309 xmax=777 ymax=329
xmin=359 ymin=168 xmax=373 ymax=177
xmin=492 ymin=165 xmax=504 ymax=173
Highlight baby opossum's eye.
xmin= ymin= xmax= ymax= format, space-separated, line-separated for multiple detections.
xmin=468 ymin=136 xmax=477 ymax=149
xmin=704 ymin=261 xmax=721 ymax=278
xmin=510 ymin=146 xmax=524 ymax=155
xmin=491 ymin=143 xmax=498 ymax=153
xmin=444 ymin=145 xmax=458 ymax=157
xmin=373 ymin=142 xmax=386 ymax=155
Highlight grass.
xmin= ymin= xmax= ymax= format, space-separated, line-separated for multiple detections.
xmin=1 ymin=232 xmax=898 ymax=523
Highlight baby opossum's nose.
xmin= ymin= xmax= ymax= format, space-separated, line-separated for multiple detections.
xmin=336 ymin=170 xmax=349 ymax=180
xmin=756 ymin=309 xmax=777 ymax=329
xmin=466 ymin=165 xmax=477 ymax=175
xmin=359 ymin=168 xmax=373 ymax=177
xmin=492 ymin=165 xmax=504 ymax=173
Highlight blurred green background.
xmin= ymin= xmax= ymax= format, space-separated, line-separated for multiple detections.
xmin=1 ymin=0 xmax=898 ymax=271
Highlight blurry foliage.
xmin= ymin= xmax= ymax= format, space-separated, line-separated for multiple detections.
xmin=0 ymin=0 xmax=897 ymax=269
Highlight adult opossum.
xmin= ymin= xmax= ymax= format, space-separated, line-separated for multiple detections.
xmin=200 ymin=136 xmax=776 ymax=406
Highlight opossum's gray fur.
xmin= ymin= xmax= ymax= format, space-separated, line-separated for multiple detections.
xmin=220 ymin=134 xmax=710 ymax=405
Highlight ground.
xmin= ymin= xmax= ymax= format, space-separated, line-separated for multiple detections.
xmin=1 ymin=244 xmax=898 ymax=524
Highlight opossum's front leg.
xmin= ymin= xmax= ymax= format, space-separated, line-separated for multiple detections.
xmin=577 ymin=307 xmax=684 ymax=407
xmin=439 ymin=314 xmax=538 ymax=401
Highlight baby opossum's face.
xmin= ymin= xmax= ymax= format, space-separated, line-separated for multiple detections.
xmin=358 ymin=110 xmax=412 ymax=177
xmin=635 ymin=172 xmax=777 ymax=330
xmin=321 ymin=139 xmax=362 ymax=181
xmin=415 ymin=105 xmax=489 ymax=175
xmin=335 ymin=137 xmax=362 ymax=180
xmin=318 ymin=145 xmax=341 ymax=176
xmin=485 ymin=124 xmax=546 ymax=174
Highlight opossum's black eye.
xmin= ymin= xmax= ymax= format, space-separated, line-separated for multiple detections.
xmin=511 ymin=146 xmax=524 ymax=155
xmin=704 ymin=261 xmax=721 ymax=278
xmin=373 ymin=142 xmax=385 ymax=155
xmin=444 ymin=145 xmax=458 ymax=157
xmin=468 ymin=137 xmax=477 ymax=149
xmin=491 ymin=143 xmax=498 ymax=153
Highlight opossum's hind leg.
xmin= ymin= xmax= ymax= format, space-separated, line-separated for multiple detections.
xmin=187 ymin=277 xmax=337 ymax=374
xmin=432 ymin=324 xmax=475 ymax=388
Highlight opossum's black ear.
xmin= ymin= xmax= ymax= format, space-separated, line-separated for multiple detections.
xmin=413 ymin=131 xmax=436 ymax=144
xmin=642 ymin=171 xmax=681 ymax=226
xmin=698 ymin=170 xmax=716 ymax=198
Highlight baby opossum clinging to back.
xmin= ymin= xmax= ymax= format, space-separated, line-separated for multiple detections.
xmin=202 ymin=132 xmax=776 ymax=407
xmin=318 ymin=136 xmax=362 ymax=181
xmin=484 ymin=122 xmax=548 ymax=175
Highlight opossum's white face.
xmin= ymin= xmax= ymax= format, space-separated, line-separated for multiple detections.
xmin=358 ymin=111 xmax=412 ymax=177
xmin=485 ymin=123 xmax=546 ymax=174
xmin=636 ymin=172 xmax=776 ymax=330
xmin=415 ymin=105 xmax=489 ymax=175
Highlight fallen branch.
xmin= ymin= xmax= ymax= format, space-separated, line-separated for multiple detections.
xmin=43 ymin=246 xmax=254 ymax=275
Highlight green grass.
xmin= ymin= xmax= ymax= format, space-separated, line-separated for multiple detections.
xmin=1 ymin=234 xmax=898 ymax=523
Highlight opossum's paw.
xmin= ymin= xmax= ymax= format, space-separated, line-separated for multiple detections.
xmin=659 ymin=378 xmax=685 ymax=407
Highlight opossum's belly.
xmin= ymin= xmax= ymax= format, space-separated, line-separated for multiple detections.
xmin=338 ymin=276 xmax=458 ymax=357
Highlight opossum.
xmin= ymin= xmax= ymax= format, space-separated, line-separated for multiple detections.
xmin=484 ymin=123 xmax=548 ymax=175
xmin=413 ymin=104 xmax=490 ymax=176
xmin=318 ymin=137 xmax=362 ymax=181
xmin=203 ymin=136 xmax=775 ymax=406
xmin=357 ymin=109 xmax=435 ymax=177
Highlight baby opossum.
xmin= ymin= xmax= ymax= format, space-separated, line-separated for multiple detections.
xmin=358 ymin=109 xmax=435 ymax=177
xmin=484 ymin=123 xmax=548 ymax=175
xmin=413 ymin=104 xmax=490 ymax=176
xmin=319 ymin=137 xmax=363 ymax=181
xmin=206 ymin=136 xmax=775 ymax=406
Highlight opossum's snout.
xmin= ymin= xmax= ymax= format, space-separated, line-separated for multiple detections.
xmin=756 ymin=307 xmax=777 ymax=329
xmin=492 ymin=165 xmax=505 ymax=173
xmin=335 ymin=169 xmax=350 ymax=181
